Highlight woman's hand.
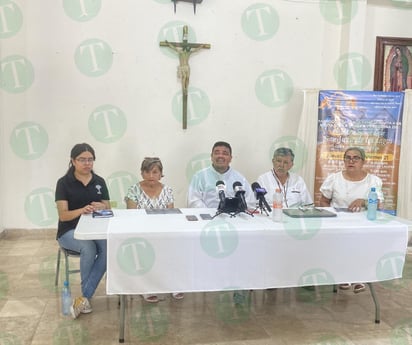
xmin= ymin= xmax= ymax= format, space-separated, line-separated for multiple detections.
xmin=83 ymin=204 xmax=94 ymax=214
xmin=90 ymin=201 xmax=107 ymax=211
xmin=348 ymin=199 xmax=365 ymax=212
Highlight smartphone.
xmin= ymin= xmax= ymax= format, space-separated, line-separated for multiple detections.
xmin=185 ymin=215 xmax=198 ymax=221
xmin=199 ymin=213 xmax=212 ymax=220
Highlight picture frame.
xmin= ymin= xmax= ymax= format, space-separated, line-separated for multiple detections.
xmin=374 ymin=36 xmax=412 ymax=91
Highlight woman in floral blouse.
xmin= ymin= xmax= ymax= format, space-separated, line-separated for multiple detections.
xmin=125 ymin=157 xmax=183 ymax=303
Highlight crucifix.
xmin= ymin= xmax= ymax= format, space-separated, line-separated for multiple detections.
xmin=160 ymin=25 xmax=211 ymax=129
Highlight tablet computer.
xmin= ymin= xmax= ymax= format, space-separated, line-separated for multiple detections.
xmin=282 ymin=208 xmax=337 ymax=218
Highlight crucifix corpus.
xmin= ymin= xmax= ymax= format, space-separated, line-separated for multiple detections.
xmin=160 ymin=25 xmax=211 ymax=129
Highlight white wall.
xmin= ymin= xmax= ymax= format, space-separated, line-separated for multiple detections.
xmin=1 ymin=0 xmax=412 ymax=230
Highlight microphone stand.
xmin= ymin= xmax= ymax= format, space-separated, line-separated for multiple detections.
xmin=252 ymin=200 xmax=270 ymax=216
xmin=213 ymin=198 xmax=254 ymax=218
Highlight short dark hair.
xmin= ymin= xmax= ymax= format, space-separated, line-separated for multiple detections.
xmin=212 ymin=141 xmax=232 ymax=155
xmin=273 ymin=147 xmax=295 ymax=162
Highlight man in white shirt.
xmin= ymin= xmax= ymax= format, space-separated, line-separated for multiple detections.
xmin=187 ymin=141 xmax=254 ymax=209
xmin=257 ymin=147 xmax=312 ymax=208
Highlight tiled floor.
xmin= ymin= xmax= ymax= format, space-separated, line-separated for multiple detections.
xmin=1 ymin=229 xmax=412 ymax=345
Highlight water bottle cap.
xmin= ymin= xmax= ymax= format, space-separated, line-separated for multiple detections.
xmin=275 ymin=188 xmax=281 ymax=193
xmin=371 ymin=187 xmax=376 ymax=192
xmin=63 ymin=280 xmax=69 ymax=287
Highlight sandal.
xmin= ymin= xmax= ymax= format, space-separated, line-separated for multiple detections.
xmin=172 ymin=292 xmax=184 ymax=300
xmin=339 ymin=283 xmax=351 ymax=290
xmin=143 ymin=295 xmax=159 ymax=303
xmin=353 ymin=283 xmax=366 ymax=293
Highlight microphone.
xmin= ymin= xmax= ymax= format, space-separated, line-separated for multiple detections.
xmin=251 ymin=182 xmax=272 ymax=212
xmin=233 ymin=181 xmax=247 ymax=211
xmin=216 ymin=181 xmax=226 ymax=210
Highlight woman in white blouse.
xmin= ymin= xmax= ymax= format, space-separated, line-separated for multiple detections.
xmin=319 ymin=147 xmax=384 ymax=293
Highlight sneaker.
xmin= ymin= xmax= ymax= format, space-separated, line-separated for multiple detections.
xmin=81 ymin=298 xmax=92 ymax=314
xmin=70 ymin=297 xmax=91 ymax=319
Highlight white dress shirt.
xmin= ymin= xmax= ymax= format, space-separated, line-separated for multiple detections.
xmin=187 ymin=166 xmax=254 ymax=208
xmin=257 ymin=170 xmax=313 ymax=208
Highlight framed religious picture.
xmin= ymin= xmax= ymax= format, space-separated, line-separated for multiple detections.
xmin=374 ymin=36 xmax=412 ymax=91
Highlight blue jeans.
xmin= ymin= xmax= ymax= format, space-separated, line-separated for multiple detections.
xmin=58 ymin=229 xmax=107 ymax=299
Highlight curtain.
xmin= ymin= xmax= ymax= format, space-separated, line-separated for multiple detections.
xmin=397 ymin=90 xmax=412 ymax=219
xmin=296 ymin=89 xmax=320 ymax=198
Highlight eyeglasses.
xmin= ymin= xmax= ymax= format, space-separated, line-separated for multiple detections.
xmin=343 ymin=156 xmax=362 ymax=162
xmin=76 ymin=157 xmax=94 ymax=164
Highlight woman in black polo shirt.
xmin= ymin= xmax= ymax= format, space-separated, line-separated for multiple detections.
xmin=55 ymin=143 xmax=110 ymax=319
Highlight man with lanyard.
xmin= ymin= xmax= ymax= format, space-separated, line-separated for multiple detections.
xmin=257 ymin=147 xmax=312 ymax=208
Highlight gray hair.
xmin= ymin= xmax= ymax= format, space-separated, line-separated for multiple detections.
xmin=344 ymin=147 xmax=366 ymax=161
xmin=140 ymin=157 xmax=164 ymax=175
xmin=273 ymin=147 xmax=295 ymax=162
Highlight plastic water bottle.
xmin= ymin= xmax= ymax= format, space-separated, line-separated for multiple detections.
xmin=367 ymin=187 xmax=378 ymax=221
xmin=272 ymin=188 xmax=283 ymax=222
xmin=61 ymin=280 xmax=72 ymax=316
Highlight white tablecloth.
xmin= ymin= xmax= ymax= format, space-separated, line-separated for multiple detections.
xmin=93 ymin=208 xmax=409 ymax=295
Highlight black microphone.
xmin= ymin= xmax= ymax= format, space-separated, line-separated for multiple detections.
xmin=251 ymin=182 xmax=272 ymax=212
xmin=233 ymin=181 xmax=247 ymax=211
xmin=216 ymin=181 xmax=226 ymax=210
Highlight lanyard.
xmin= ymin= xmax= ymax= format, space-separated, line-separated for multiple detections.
xmin=272 ymin=169 xmax=289 ymax=208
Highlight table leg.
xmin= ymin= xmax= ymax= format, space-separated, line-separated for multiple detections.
xmin=119 ymin=295 xmax=126 ymax=343
xmin=367 ymin=283 xmax=380 ymax=323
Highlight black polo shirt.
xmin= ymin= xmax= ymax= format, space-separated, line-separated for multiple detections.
xmin=55 ymin=171 xmax=110 ymax=239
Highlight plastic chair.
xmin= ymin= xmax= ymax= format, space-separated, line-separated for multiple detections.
xmin=55 ymin=246 xmax=81 ymax=286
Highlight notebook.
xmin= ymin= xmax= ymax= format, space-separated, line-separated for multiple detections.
xmin=282 ymin=208 xmax=337 ymax=218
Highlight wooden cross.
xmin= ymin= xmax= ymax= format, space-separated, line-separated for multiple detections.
xmin=160 ymin=25 xmax=211 ymax=129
